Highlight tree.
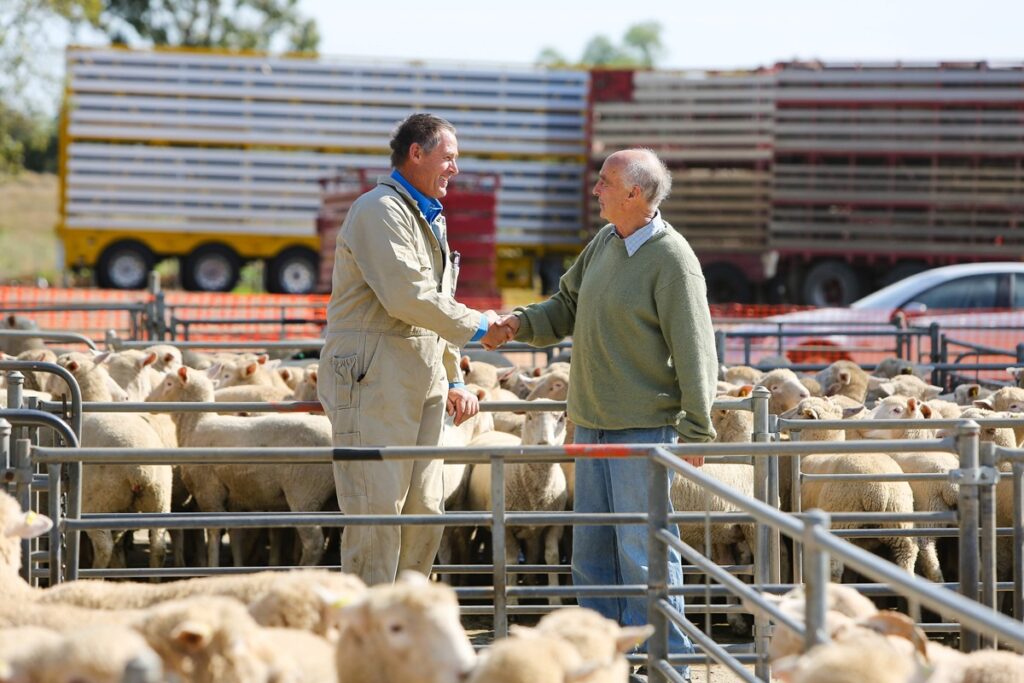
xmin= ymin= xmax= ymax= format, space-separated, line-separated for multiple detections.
xmin=536 ymin=20 xmax=665 ymax=68
xmin=98 ymin=0 xmax=320 ymax=52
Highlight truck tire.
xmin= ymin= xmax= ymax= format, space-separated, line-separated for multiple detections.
xmin=801 ymin=260 xmax=862 ymax=307
xmin=96 ymin=241 xmax=154 ymax=290
xmin=182 ymin=244 xmax=240 ymax=292
xmin=703 ymin=262 xmax=753 ymax=304
xmin=265 ymin=247 xmax=319 ymax=294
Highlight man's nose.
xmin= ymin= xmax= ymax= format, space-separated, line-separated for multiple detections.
xmin=450 ymin=160 xmax=459 ymax=175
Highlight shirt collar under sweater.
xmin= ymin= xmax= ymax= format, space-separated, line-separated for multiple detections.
xmin=614 ymin=211 xmax=664 ymax=257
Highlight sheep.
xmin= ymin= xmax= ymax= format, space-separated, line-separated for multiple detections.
xmin=465 ymin=632 xmax=585 ymax=683
xmin=867 ymin=374 xmax=943 ymax=404
xmin=0 ymin=315 xmax=43 ymax=356
xmin=758 ymin=368 xmax=812 ymax=415
xmin=276 ymin=364 xmax=307 ymax=392
xmin=1007 ymin=367 xmax=1024 ymax=389
xmin=211 ymin=355 xmax=292 ymax=393
xmin=788 ymin=397 xmax=920 ymax=582
xmin=0 ymin=625 xmax=164 ymax=683
xmin=147 ymin=366 xmax=335 ymax=567
xmin=938 ymin=382 xmax=993 ymax=406
xmin=531 ymin=607 xmax=653 ymax=681
xmin=523 ymin=368 xmax=574 ymax=497
xmin=291 ymin=365 xmax=319 ymax=402
xmin=859 ymin=396 xmax=955 ymax=583
xmin=974 ymin=386 xmax=1024 ymax=446
xmin=214 ymin=383 xmax=293 ymax=407
xmin=723 ymin=365 xmax=762 ymax=386
xmin=815 ymin=360 xmax=870 ymax=403
xmin=144 ymin=343 xmax=183 ymax=373
xmin=103 ymin=349 xmax=162 ymax=401
xmin=334 ymin=572 xmax=477 ymax=683
xmin=771 ymin=628 xmax=928 ymax=683
xmin=874 ymin=357 xmax=932 ymax=380
xmin=467 ymin=412 xmax=567 ymax=606
xmin=460 ymin=355 xmax=500 ymax=389
xmin=14 ymin=347 xmax=58 ymax=393
xmin=55 ymin=352 xmax=172 ymax=570
xmin=0 ymin=492 xmax=53 ymax=598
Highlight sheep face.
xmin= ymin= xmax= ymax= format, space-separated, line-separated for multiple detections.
xmin=759 ymin=369 xmax=811 ymax=415
xmin=1 ymin=492 xmax=52 ymax=580
xmin=785 ymin=397 xmax=845 ymax=442
xmin=861 ymin=396 xmax=927 ymax=440
xmin=336 ymin=574 xmax=476 ymax=683
xmin=521 ymin=411 xmax=567 ymax=446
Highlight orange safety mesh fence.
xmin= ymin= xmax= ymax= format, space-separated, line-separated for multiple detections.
xmin=0 ymin=286 xmax=149 ymax=341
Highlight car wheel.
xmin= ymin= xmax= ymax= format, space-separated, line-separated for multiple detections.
xmin=182 ymin=245 xmax=240 ymax=292
xmin=96 ymin=241 xmax=154 ymax=290
xmin=265 ymin=247 xmax=319 ymax=294
xmin=704 ymin=262 xmax=753 ymax=304
xmin=801 ymin=260 xmax=862 ymax=307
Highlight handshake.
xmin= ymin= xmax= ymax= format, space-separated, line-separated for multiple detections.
xmin=480 ymin=311 xmax=520 ymax=351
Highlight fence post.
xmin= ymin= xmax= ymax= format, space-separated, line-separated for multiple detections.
xmin=15 ymin=438 xmax=33 ymax=584
xmin=7 ymin=371 xmax=24 ymax=441
xmin=715 ymin=330 xmax=726 ymax=368
xmin=751 ymin=387 xmax=780 ymax=584
xmin=1014 ymin=462 xmax=1024 ymax=622
xmin=956 ymin=419 xmax=981 ymax=652
xmin=491 ymin=454 xmax=508 ymax=640
xmin=0 ymin=418 xmax=10 ymax=495
xmin=1016 ymin=343 xmax=1024 ymax=367
xmin=928 ymin=323 xmax=942 ymax=386
xmin=803 ymin=509 xmax=831 ymax=651
xmin=47 ymin=463 xmax=62 ymax=586
xmin=66 ymin=456 xmax=82 ymax=581
xmin=647 ymin=449 xmax=669 ymax=683
xmin=978 ymin=442 xmax=999 ymax=637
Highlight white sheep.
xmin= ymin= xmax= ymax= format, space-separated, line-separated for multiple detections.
xmin=0 ymin=624 xmax=164 ymax=683
xmin=974 ymin=386 xmax=1024 ymax=446
xmin=147 ymin=366 xmax=335 ymax=567
xmin=56 ymin=352 xmax=173 ymax=570
xmin=103 ymin=349 xmax=163 ymax=401
xmin=334 ymin=572 xmax=477 ymax=683
xmin=787 ymin=397 xmax=919 ymax=582
xmin=467 ymin=413 xmax=567 ymax=606
xmin=815 ymin=360 xmax=870 ymax=403
xmin=759 ymin=368 xmax=812 ymax=415
xmin=867 ymin=374 xmax=943 ymax=403
xmin=874 ymin=357 xmax=932 ymax=380
xmin=465 ymin=632 xmax=585 ymax=683
xmin=0 ymin=315 xmax=43 ymax=356
xmin=532 ymin=606 xmax=653 ymax=682
xmin=1007 ymin=367 xmax=1024 ymax=389
xmin=144 ymin=344 xmax=183 ymax=373
xmin=0 ymin=492 xmax=53 ymax=598
xmin=859 ymin=395 xmax=955 ymax=583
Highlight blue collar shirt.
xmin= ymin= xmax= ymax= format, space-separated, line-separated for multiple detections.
xmin=615 ymin=211 xmax=665 ymax=257
xmin=390 ymin=169 xmax=444 ymax=241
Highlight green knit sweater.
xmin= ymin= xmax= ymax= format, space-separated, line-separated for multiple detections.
xmin=514 ymin=223 xmax=718 ymax=443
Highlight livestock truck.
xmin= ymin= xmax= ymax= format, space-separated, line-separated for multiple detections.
xmin=60 ymin=47 xmax=1024 ymax=304
xmin=589 ymin=63 xmax=1024 ymax=306
xmin=59 ymin=46 xmax=588 ymax=294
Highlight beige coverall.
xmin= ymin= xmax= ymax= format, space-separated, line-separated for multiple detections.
xmin=318 ymin=176 xmax=480 ymax=586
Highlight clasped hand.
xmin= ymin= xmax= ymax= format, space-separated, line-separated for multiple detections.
xmin=479 ymin=311 xmax=519 ymax=351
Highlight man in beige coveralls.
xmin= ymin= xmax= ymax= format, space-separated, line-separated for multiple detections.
xmin=319 ymin=114 xmax=505 ymax=585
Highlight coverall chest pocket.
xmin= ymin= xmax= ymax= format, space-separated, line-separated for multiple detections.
xmin=332 ymin=353 xmax=359 ymax=409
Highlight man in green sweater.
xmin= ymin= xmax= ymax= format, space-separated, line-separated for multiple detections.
xmin=490 ymin=148 xmax=718 ymax=681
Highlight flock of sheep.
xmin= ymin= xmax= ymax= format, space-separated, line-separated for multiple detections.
xmin=5 ymin=312 xmax=1024 ymax=681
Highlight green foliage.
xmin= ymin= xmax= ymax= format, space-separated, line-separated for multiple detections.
xmin=0 ymin=102 xmax=57 ymax=174
xmin=98 ymin=0 xmax=320 ymax=52
xmin=536 ymin=20 xmax=665 ymax=68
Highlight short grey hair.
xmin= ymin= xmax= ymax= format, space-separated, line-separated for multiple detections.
xmin=390 ymin=113 xmax=457 ymax=168
xmin=621 ymin=148 xmax=672 ymax=208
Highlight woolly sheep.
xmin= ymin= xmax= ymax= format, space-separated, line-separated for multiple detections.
xmin=531 ymin=607 xmax=653 ymax=681
xmin=0 ymin=625 xmax=163 ymax=683
xmin=14 ymin=347 xmax=58 ymax=394
xmin=103 ymin=349 xmax=163 ymax=401
xmin=1007 ymin=367 xmax=1024 ymax=388
xmin=147 ymin=367 xmax=335 ymax=567
xmin=788 ymin=397 xmax=919 ymax=581
xmin=276 ymin=364 xmax=307 ymax=392
xmin=815 ymin=360 xmax=870 ymax=403
xmin=460 ymin=355 xmax=500 ymax=389
xmin=723 ymin=365 xmax=762 ymax=386
xmin=867 ymin=374 xmax=943 ymax=403
xmin=0 ymin=315 xmax=43 ymax=356
xmin=144 ymin=344 xmax=183 ymax=373
xmin=290 ymin=364 xmax=320 ymax=402
xmin=859 ymin=396 xmax=955 ymax=583
xmin=56 ymin=352 xmax=172 ymax=570
xmin=334 ymin=572 xmax=477 ymax=683
xmin=974 ymin=386 xmax=1024 ymax=446
xmin=465 ymin=632 xmax=585 ymax=683
xmin=0 ymin=492 xmax=53 ymax=597
xmin=874 ymin=357 xmax=932 ymax=380
xmin=758 ymin=368 xmax=811 ymax=415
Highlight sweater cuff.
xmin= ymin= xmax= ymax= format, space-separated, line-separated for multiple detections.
xmin=512 ymin=311 xmax=532 ymax=341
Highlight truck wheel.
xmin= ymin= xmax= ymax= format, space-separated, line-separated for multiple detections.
xmin=96 ymin=241 xmax=154 ymax=290
xmin=182 ymin=245 xmax=240 ymax=292
xmin=265 ymin=247 xmax=319 ymax=294
xmin=801 ymin=260 xmax=862 ymax=307
xmin=703 ymin=262 xmax=753 ymax=303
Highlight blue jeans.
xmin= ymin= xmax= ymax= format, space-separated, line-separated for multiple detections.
xmin=572 ymin=425 xmax=693 ymax=675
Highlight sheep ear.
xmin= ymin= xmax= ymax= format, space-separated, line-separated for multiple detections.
xmin=279 ymin=368 xmax=293 ymax=382
xmin=460 ymin=356 xmax=471 ymax=372
xmin=204 ymin=363 xmax=222 ymax=380
xmin=177 ymin=366 xmax=190 ymax=382
xmin=1008 ymin=367 xmax=1024 ymax=380
xmin=475 ymin=388 xmax=487 ymax=400
xmin=837 ymin=370 xmax=851 ymax=385
xmin=163 ymin=352 xmax=176 ymax=364
xmin=867 ymin=376 xmax=887 ymax=390
xmin=397 ymin=570 xmax=430 ymax=587
xmin=66 ymin=360 xmax=80 ymax=372
xmin=900 ymin=366 xmax=914 ymax=375
xmin=841 ymin=405 xmax=864 ymax=419
xmin=907 ymin=397 xmax=918 ymax=413
xmin=859 ymin=612 xmax=929 ymax=660
xmin=876 ymin=382 xmax=895 ymax=397
xmin=919 ymin=403 xmax=933 ymax=419
xmin=974 ymin=398 xmax=996 ymax=410
xmin=92 ymin=350 xmax=111 ymax=364
xmin=924 ymin=385 xmax=942 ymax=400
xmin=142 ymin=352 xmax=158 ymax=368
xmin=615 ymin=624 xmax=655 ymax=653
xmin=309 ymin=370 xmax=317 ymax=383
xmin=737 ymin=384 xmax=754 ymax=398
xmin=244 ymin=363 xmax=259 ymax=377
xmin=566 ymin=663 xmax=603 ymax=682
xmin=256 ymin=354 xmax=269 ymax=365
xmin=171 ymin=621 xmax=213 ymax=651
xmin=5 ymin=509 xmax=53 ymax=539
xmin=532 ymin=367 xmax=543 ymax=378
xmin=968 ymin=385 xmax=980 ymax=398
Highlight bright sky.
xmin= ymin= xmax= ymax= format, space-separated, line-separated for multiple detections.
xmin=301 ymin=0 xmax=1024 ymax=69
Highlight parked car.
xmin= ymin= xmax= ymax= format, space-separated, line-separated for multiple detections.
xmin=721 ymin=262 xmax=1024 ymax=370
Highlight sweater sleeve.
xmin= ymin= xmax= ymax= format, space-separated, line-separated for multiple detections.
xmin=512 ymin=234 xmax=596 ymax=346
xmin=656 ymin=271 xmax=718 ymax=443
xmin=343 ymin=197 xmax=480 ymax=347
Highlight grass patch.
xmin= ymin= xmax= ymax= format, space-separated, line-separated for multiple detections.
xmin=0 ymin=172 xmax=60 ymax=284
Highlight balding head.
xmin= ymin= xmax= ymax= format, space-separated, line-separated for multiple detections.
xmin=610 ymin=148 xmax=672 ymax=209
